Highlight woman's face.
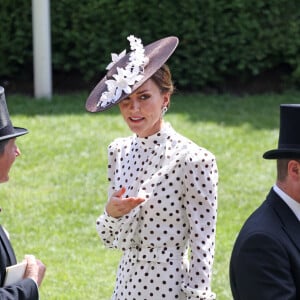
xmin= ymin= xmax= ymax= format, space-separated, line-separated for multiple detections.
xmin=118 ymin=79 xmax=170 ymax=137
xmin=0 ymin=138 xmax=21 ymax=183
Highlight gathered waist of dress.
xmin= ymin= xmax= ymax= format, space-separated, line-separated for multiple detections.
xmin=123 ymin=246 xmax=188 ymax=263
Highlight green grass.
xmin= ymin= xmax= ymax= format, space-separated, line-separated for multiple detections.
xmin=1 ymin=90 xmax=299 ymax=299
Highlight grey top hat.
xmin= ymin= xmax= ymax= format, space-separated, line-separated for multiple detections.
xmin=263 ymin=104 xmax=300 ymax=159
xmin=0 ymin=86 xmax=28 ymax=142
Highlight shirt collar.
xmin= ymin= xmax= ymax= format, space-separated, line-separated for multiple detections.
xmin=273 ymin=184 xmax=300 ymax=221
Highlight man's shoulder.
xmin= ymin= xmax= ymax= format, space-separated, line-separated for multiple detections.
xmin=236 ymin=197 xmax=281 ymax=239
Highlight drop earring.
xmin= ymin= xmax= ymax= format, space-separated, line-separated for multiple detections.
xmin=162 ymin=106 xmax=168 ymax=116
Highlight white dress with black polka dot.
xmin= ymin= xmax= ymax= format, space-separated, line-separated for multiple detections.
xmin=96 ymin=122 xmax=218 ymax=300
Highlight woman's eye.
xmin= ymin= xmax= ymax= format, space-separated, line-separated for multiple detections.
xmin=121 ymin=98 xmax=130 ymax=104
xmin=140 ymin=94 xmax=150 ymax=100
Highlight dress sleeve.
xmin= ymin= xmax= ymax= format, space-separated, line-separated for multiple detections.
xmin=96 ymin=205 xmax=143 ymax=250
xmin=95 ymin=141 xmax=125 ymax=249
xmin=96 ymin=210 xmax=123 ymax=248
xmin=181 ymin=151 xmax=218 ymax=300
xmin=96 ymin=139 xmax=143 ymax=250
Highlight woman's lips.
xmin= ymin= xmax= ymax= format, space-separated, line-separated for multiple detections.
xmin=129 ymin=116 xmax=144 ymax=122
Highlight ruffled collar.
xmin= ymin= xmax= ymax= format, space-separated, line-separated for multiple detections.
xmin=134 ymin=122 xmax=173 ymax=150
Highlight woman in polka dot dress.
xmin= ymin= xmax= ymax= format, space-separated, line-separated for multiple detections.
xmin=86 ymin=35 xmax=218 ymax=300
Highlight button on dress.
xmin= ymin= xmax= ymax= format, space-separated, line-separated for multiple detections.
xmin=96 ymin=122 xmax=218 ymax=300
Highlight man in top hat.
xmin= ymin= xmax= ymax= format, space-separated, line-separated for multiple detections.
xmin=230 ymin=104 xmax=300 ymax=299
xmin=0 ymin=86 xmax=46 ymax=299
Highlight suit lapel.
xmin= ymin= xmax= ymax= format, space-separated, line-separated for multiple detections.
xmin=268 ymin=189 xmax=300 ymax=252
xmin=0 ymin=225 xmax=17 ymax=265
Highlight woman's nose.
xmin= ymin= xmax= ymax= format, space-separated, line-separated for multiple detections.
xmin=129 ymin=99 xmax=140 ymax=110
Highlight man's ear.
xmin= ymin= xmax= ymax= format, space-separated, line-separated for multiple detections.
xmin=288 ymin=160 xmax=300 ymax=179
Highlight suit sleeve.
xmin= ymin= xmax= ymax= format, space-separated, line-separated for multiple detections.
xmin=0 ymin=278 xmax=39 ymax=300
xmin=231 ymin=232 xmax=296 ymax=300
xmin=0 ymin=226 xmax=39 ymax=300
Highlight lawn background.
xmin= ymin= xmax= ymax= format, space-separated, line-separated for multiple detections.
xmin=1 ymin=91 xmax=299 ymax=299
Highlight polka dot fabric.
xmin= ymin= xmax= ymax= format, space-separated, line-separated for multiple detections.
xmin=96 ymin=122 xmax=218 ymax=300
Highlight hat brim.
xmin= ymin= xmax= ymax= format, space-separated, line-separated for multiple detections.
xmin=0 ymin=127 xmax=28 ymax=142
xmin=263 ymin=149 xmax=300 ymax=159
xmin=85 ymin=36 xmax=179 ymax=112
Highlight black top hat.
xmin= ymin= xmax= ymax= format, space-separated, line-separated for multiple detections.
xmin=0 ymin=86 xmax=28 ymax=142
xmin=86 ymin=35 xmax=179 ymax=112
xmin=263 ymin=104 xmax=300 ymax=159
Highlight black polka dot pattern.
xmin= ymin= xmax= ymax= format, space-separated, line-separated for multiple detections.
xmin=96 ymin=123 xmax=218 ymax=299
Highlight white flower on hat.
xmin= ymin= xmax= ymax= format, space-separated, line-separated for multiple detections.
xmin=97 ymin=35 xmax=148 ymax=108
xmin=105 ymin=50 xmax=126 ymax=71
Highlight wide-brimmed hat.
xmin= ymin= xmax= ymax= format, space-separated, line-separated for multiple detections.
xmin=0 ymin=86 xmax=28 ymax=142
xmin=85 ymin=35 xmax=179 ymax=112
xmin=263 ymin=104 xmax=300 ymax=159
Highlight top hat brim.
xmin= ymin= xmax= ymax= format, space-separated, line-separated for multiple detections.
xmin=263 ymin=149 xmax=300 ymax=159
xmin=0 ymin=127 xmax=28 ymax=142
xmin=263 ymin=104 xmax=300 ymax=160
xmin=85 ymin=36 xmax=179 ymax=112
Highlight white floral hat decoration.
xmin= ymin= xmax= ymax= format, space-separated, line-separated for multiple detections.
xmin=85 ymin=35 xmax=179 ymax=112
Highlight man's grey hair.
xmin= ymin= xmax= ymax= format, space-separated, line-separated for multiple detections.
xmin=0 ymin=139 xmax=9 ymax=155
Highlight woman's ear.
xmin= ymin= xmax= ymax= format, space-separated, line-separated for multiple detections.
xmin=163 ymin=92 xmax=170 ymax=108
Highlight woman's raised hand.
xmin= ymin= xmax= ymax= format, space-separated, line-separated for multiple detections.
xmin=105 ymin=187 xmax=145 ymax=218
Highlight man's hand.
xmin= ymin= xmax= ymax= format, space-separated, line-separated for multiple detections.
xmin=24 ymin=255 xmax=46 ymax=287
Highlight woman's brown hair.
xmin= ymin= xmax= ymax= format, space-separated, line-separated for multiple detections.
xmin=151 ymin=64 xmax=174 ymax=101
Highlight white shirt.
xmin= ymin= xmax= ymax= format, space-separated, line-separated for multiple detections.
xmin=273 ymin=184 xmax=300 ymax=221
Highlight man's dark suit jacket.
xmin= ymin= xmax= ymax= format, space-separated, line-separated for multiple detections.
xmin=230 ymin=188 xmax=300 ymax=300
xmin=0 ymin=225 xmax=38 ymax=299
